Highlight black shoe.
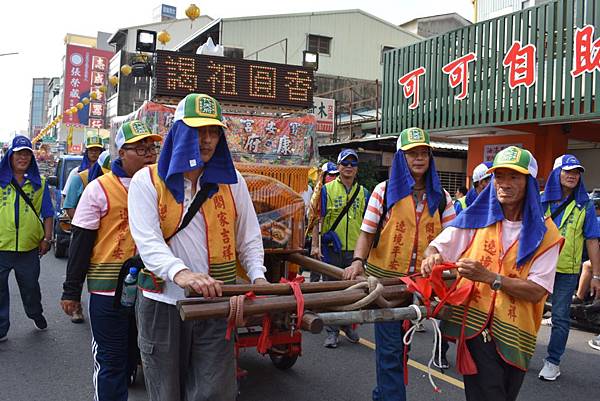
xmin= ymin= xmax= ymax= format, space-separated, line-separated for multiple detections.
xmin=572 ymin=295 xmax=584 ymax=305
xmin=433 ymin=355 xmax=449 ymax=369
xmin=33 ymin=315 xmax=47 ymax=331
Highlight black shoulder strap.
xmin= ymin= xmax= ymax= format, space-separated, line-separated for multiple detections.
xmin=372 ymin=180 xmax=389 ymax=249
xmin=327 ymin=183 xmax=361 ymax=234
xmin=165 ymin=182 xmax=218 ymax=243
xmin=11 ymin=178 xmax=43 ymax=227
xmin=550 ymin=192 xmax=575 ymax=221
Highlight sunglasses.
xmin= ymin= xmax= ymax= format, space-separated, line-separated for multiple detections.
xmin=339 ymin=160 xmax=358 ymax=167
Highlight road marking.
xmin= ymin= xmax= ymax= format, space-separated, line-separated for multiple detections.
xmin=342 ymin=334 xmax=465 ymax=390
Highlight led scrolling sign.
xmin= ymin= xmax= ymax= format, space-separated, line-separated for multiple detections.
xmin=153 ymin=50 xmax=314 ymax=108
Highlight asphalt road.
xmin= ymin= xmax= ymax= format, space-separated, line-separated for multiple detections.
xmin=1 ymin=253 xmax=599 ymax=401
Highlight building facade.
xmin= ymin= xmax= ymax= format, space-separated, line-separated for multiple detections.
xmin=28 ymin=78 xmax=51 ymax=139
xmin=476 ymin=0 xmax=553 ymax=21
xmin=382 ymin=0 xmax=600 ymax=188
xmin=400 ymin=13 xmax=472 ymax=38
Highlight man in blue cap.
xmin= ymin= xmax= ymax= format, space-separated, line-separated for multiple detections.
xmin=128 ymin=94 xmax=267 ymax=401
xmin=538 ymin=154 xmax=600 ymax=381
xmin=455 ymin=161 xmax=493 ymax=215
xmin=311 ymin=148 xmax=369 ymax=348
xmin=0 ymin=136 xmax=54 ymax=342
xmin=422 ymin=146 xmax=563 ymax=401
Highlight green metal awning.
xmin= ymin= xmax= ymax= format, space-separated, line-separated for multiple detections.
xmin=382 ymin=0 xmax=600 ymax=135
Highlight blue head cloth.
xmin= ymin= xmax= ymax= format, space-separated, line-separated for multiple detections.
xmin=464 ymin=188 xmax=479 ymax=207
xmin=464 ymin=161 xmax=494 ymax=207
xmin=386 ymin=149 xmax=443 ymax=216
xmin=87 ymin=151 xmax=110 ymax=182
xmin=0 ymin=136 xmax=42 ymax=190
xmin=158 ymin=120 xmax=237 ymax=203
xmin=541 ymin=155 xmax=589 ymax=207
xmin=78 ymin=150 xmax=91 ymax=172
xmin=450 ymin=175 xmax=547 ymax=267
xmin=110 ymin=158 xmax=129 ymax=178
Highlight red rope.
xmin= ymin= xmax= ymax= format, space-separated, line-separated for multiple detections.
xmin=280 ymin=276 xmax=305 ymax=324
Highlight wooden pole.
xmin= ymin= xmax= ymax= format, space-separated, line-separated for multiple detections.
xmin=178 ymin=285 xmax=411 ymax=321
xmin=317 ymin=303 xmax=451 ymax=328
xmin=184 ymin=277 xmax=405 ymax=298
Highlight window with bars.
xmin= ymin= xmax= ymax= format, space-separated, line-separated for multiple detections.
xmin=307 ymin=35 xmax=331 ymax=55
xmin=438 ymin=171 xmax=467 ymax=196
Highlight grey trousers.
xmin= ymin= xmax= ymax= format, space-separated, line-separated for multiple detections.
xmin=136 ymin=293 xmax=236 ymax=401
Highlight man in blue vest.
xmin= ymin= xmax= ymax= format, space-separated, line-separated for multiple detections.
xmin=0 ymin=136 xmax=54 ymax=342
xmin=311 ymin=149 xmax=369 ymax=348
xmin=538 ymin=154 xmax=600 ymax=381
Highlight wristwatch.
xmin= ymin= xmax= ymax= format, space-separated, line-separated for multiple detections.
xmin=351 ymin=257 xmax=366 ymax=267
xmin=490 ymin=274 xmax=502 ymax=291
xmin=42 ymin=238 xmax=53 ymax=245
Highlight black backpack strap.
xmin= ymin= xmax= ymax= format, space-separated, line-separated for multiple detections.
xmin=326 ymin=183 xmax=361 ymax=235
xmin=550 ymin=192 xmax=575 ymax=221
xmin=165 ymin=182 xmax=218 ymax=242
xmin=11 ymin=178 xmax=44 ymax=228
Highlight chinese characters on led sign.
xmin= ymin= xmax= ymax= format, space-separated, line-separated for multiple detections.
xmin=154 ymin=51 xmax=314 ymax=108
xmin=398 ymin=24 xmax=600 ymax=109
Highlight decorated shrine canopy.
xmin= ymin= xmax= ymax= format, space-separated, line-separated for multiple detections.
xmin=111 ymin=101 xmax=318 ymax=166
xmin=152 ymin=50 xmax=314 ymax=109
xmin=382 ymin=0 xmax=600 ymax=135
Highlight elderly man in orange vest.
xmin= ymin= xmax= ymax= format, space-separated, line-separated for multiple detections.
xmin=422 ymin=146 xmax=563 ymax=401
xmin=128 ymin=94 xmax=267 ymax=401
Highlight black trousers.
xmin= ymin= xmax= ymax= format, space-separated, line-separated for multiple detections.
xmin=463 ymin=334 xmax=526 ymax=401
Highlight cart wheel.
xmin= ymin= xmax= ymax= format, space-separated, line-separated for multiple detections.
xmin=269 ymin=353 xmax=298 ymax=370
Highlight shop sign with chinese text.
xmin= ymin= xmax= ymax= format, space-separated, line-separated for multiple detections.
xmin=311 ymin=97 xmax=335 ymax=135
xmin=153 ymin=51 xmax=314 ymax=109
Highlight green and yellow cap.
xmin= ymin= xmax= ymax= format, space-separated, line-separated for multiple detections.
xmin=85 ymin=132 xmax=104 ymax=149
xmin=115 ymin=120 xmax=162 ymax=150
xmin=488 ymin=146 xmax=538 ymax=178
xmin=174 ymin=93 xmax=227 ymax=128
xmin=397 ymin=127 xmax=432 ymax=151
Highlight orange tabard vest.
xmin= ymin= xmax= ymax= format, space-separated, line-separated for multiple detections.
xmin=442 ymin=219 xmax=562 ymax=370
xmin=79 ymin=169 xmax=90 ymax=188
xmin=87 ymin=172 xmax=137 ymax=293
xmin=137 ymin=165 xmax=238 ymax=292
xmin=366 ymin=195 xmax=442 ymax=278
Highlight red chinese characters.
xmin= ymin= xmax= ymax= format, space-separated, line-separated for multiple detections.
xmin=398 ymin=67 xmax=426 ymax=110
xmin=442 ymin=53 xmax=476 ymax=100
xmin=502 ymin=41 xmax=536 ymax=89
xmin=571 ymin=24 xmax=600 ymax=78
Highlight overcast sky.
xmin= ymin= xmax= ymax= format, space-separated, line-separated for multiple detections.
xmin=0 ymin=0 xmax=473 ymax=142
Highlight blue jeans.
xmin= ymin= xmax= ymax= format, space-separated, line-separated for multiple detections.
xmin=373 ymin=321 xmax=406 ymax=401
xmin=546 ymin=272 xmax=579 ymax=365
xmin=89 ymin=293 xmax=136 ymax=401
xmin=0 ymin=249 xmax=43 ymax=338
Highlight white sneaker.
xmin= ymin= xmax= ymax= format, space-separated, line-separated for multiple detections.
xmin=588 ymin=337 xmax=600 ymax=351
xmin=538 ymin=360 xmax=560 ymax=381
xmin=541 ymin=317 xmax=552 ymax=327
